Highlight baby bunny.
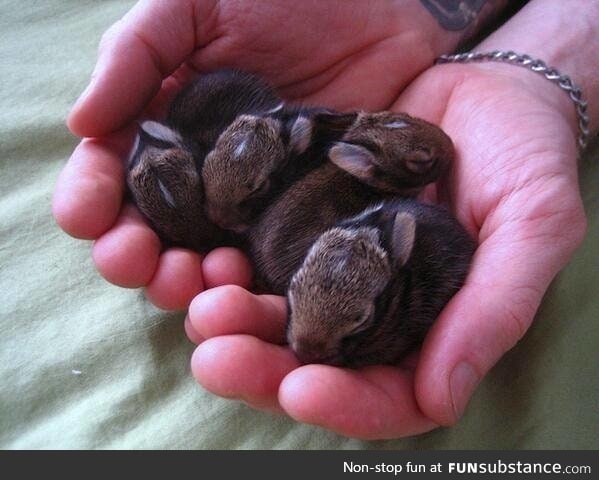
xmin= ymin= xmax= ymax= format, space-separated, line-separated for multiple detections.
xmin=247 ymin=113 xmax=455 ymax=294
xmin=127 ymin=69 xmax=281 ymax=249
xmin=127 ymin=120 xmax=227 ymax=251
xmin=167 ymin=68 xmax=282 ymax=151
xmin=328 ymin=111 xmax=453 ymax=194
xmin=201 ymin=107 xmax=357 ymax=232
xmin=286 ymin=199 xmax=476 ymax=368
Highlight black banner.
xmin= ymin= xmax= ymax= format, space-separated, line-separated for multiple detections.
xmin=1 ymin=450 xmax=597 ymax=479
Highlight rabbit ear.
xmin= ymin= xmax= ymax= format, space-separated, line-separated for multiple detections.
xmin=139 ymin=121 xmax=182 ymax=147
xmin=391 ymin=211 xmax=416 ymax=266
xmin=289 ymin=116 xmax=313 ymax=154
xmin=328 ymin=142 xmax=376 ymax=181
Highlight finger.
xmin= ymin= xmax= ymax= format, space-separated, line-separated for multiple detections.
xmin=201 ymin=247 xmax=254 ymax=289
xmin=191 ymin=335 xmax=300 ymax=413
xmin=188 ymin=285 xmax=287 ymax=344
xmin=53 ymin=133 xmax=131 ymax=239
xmin=67 ymin=0 xmax=209 ymax=136
xmin=92 ymin=204 xmax=161 ymax=288
xmin=415 ymin=211 xmax=586 ymax=426
xmin=184 ymin=314 xmax=205 ymax=344
xmin=279 ymin=365 xmax=437 ymax=440
xmin=144 ymin=248 xmax=205 ymax=311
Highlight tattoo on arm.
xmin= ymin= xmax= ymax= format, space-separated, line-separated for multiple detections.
xmin=421 ymin=0 xmax=493 ymax=31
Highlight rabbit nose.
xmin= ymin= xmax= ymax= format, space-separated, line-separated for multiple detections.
xmin=405 ymin=148 xmax=436 ymax=174
xmin=292 ymin=339 xmax=334 ymax=365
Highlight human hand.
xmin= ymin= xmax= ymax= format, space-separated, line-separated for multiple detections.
xmin=53 ymin=0 xmax=462 ymax=309
xmin=187 ymin=45 xmax=588 ymax=440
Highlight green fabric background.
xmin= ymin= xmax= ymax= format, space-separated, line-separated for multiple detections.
xmin=0 ymin=1 xmax=597 ymax=449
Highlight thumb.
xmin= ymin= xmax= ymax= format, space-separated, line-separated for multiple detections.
xmin=415 ymin=208 xmax=586 ymax=426
xmin=68 ymin=0 xmax=208 ymax=137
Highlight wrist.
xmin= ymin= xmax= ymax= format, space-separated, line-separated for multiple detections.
xmin=476 ymin=0 xmax=599 ymax=133
xmin=437 ymin=58 xmax=584 ymax=152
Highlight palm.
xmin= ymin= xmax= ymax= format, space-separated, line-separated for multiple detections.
xmin=186 ymin=0 xmax=430 ymax=110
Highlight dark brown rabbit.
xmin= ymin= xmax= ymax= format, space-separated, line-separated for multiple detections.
xmin=127 ymin=121 xmax=227 ymax=251
xmin=287 ymin=199 xmax=476 ymax=368
xmin=167 ymin=69 xmax=282 ymax=153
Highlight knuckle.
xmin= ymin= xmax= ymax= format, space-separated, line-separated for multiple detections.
xmin=565 ymin=204 xmax=588 ymax=249
xmin=98 ymin=20 xmax=122 ymax=54
xmin=215 ymin=284 xmax=250 ymax=305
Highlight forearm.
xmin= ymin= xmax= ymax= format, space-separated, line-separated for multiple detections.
xmin=476 ymin=0 xmax=599 ymax=134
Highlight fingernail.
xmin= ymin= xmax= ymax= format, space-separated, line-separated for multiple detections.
xmin=450 ymin=361 xmax=480 ymax=420
xmin=184 ymin=314 xmax=205 ymax=345
xmin=72 ymin=71 xmax=100 ymax=109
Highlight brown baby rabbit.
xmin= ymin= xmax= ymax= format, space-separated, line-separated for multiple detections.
xmin=247 ymin=112 xmax=455 ymax=294
xmin=328 ymin=111 xmax=451 ymax=194
xmin=127 ymin=120 xmax=227 ymax=250
xmin=127 ymin=69 xmax=282 ymax=250
xmin=287 ymin=199 xmax=476 ymax=368
xmin=201 ymin=107 xmax=357 ymax=232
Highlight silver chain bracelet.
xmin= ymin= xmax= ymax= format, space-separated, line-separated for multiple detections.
xmin=436 ymin=51 xmax=590 ymax=151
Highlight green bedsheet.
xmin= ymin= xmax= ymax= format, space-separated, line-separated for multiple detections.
xmin=1 ymin=1 xmax=597 ymax=449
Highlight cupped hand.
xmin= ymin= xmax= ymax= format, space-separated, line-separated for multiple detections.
xmin=53 ymin=0 xmax=445 ymax=309
xmin=188 ymin=61 xmax=587 ymax=438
